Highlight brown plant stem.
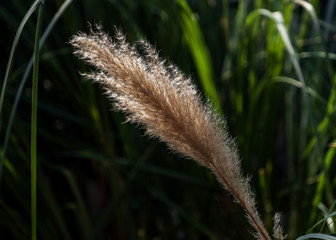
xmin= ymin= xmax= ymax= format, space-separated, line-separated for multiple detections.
xmin=213 ymin=165 xmax=271 ymax=240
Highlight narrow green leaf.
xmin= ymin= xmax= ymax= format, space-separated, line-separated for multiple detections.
xmin=296 ymin=233 xmax=336 ymax=240
xmin=0 ymin=0 xmax=43 ymax=120
xmin=31 ymin=3 xmax=43 ymax=240
xmin=0 ymin=0 xmax=73 ymax=185
xmin=273 ymin=76 xmax=326 ymax=103
xmin=177 ymin=0 xmax=222 ymax=112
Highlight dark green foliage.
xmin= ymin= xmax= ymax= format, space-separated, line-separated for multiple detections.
xmin=0 ymin=0 xmax=335 ymax=239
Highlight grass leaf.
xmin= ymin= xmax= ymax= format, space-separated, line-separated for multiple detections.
xmin=31 ymin=3 xmax=43 ymax=240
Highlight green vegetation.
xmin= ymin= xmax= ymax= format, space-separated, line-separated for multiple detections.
xmin=0 ymin=0 xmax=335 ymax=239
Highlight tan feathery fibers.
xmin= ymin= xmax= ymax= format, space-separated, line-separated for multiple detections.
xmin=70 ymin=25 xmax=275 ymax=240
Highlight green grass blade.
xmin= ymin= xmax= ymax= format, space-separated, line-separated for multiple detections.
xmin=310 ymin=147 xmax=336 ymax=224
xmin=273 ymin=76 xmax=326 ymax=104
xmin=247 ymin=8 xmax=323 ymax=168
xmin=319 ymin=201 xmax=336 ymax=233
xmin=293 ymin=1 xmax=336 ymax=224
xmin=0 ymin=0 xmax=73 ymax=185
xmin=294 ymin=0 xmax=320 ymax=33
xmin=247 ymin=9 xmax=332 ymax=232
xmin=296 ymin=233 xmax=336 ymax=240
xmin=299 ymin=52 xmax=336 ymax=60
xmin=31 ymin=3 xmax=43 ymax=240
xmin=294 ymin=0 xmax=334 ymax=89
xmin=307 ymin=211 xmax=336 ymax=234
xmin=272 ymin=11 xmax=333 ymax=223
xmin=246 ymin=9 xmax=313 ymax=112
xmin=177 ymin=0 xmax=221 ymax=112
xmin=271 ymin=12 xmax=307 ymax=87
xmin=0 ymin=0 xmax=42 ymax=120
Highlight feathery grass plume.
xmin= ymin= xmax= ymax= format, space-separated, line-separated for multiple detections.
xmin=273 ymin=213 xmax=286 ymax=240
xmin=70 ymin=25 xmax=272 ymax=240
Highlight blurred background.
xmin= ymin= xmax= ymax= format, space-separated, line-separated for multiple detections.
xmin=0 ymin=0 xmax=335 ymax=239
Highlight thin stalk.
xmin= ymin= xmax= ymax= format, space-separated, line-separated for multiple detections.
xmin=0 ymin=0 xmax=73 ymax=186
xmin=31 ymin=3 xmax=43 ymax=240
xmin=0 ymin=0 xmax=42 ymax=120
xmin=0 ymin=0 xmax=42 ymax=186
xmin=214 ymin=166 xmax=271 ymax=240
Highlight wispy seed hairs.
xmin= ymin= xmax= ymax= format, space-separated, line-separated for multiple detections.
xmin=70 ymin=25 xmax=282 ymax=240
